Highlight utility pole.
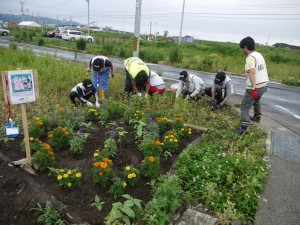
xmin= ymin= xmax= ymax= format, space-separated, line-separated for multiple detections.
xmin=133 ymin=0 xmax=142 ymax=57
xmin=20 ymin=2 xmax=24 ymax=22
xmin=179 ymin=0 xmax=185 ymax=45
xmin=86 ymin=0 xmax=90 ymax=34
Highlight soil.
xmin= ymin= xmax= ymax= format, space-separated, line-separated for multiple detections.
xmin=0 ymin=115 xmax=203 ymax=225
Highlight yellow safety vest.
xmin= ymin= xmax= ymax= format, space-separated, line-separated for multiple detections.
xmin=124 ymin=57 xmax=150 ymax=79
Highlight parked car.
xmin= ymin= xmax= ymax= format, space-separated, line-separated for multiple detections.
xmin=47 ymin=30 xmax=56 ymax=38
xmin=62 ymin=30 xmax=94 ymax=42
xmin=0 ymin=28 xmax=10 ymax=36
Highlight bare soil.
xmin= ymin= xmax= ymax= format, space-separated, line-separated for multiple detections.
xmin=0 ymin=116 xmax=203 ymax=225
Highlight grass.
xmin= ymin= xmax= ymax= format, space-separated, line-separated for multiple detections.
xmin=7 ymin=27 xmax=300 ymax=86
xmin=0 ymin=46 xmax=269 ymax=224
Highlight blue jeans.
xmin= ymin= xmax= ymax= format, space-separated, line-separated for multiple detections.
xmin=240 ymin=86 xmax=267 ymax=127
xmin=92 ymin=68 xmax=110 ymax=92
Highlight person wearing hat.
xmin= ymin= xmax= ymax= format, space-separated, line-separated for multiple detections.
xmin=124 ymin=57 xmax=150 ymax=97
xmin=205 ymin=71 xmax=233 ymax=109
xmin=234 ymin=36 xmax=269 ymax=135
xmin=69 ymin=79 xmax=100 ymax=108
xmin=175 ymin=71 xmax=205 ymax=100
xmin=87 ymin=55 xmax=115 ymax=100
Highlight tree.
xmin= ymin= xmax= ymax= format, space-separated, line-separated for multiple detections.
xmin=163 ymin=30 xmax=169 ymax=37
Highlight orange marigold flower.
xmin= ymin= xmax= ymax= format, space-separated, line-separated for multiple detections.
xmin=175 ymin=117 xmax=182 ymax=121
xmin=142 ymin=159 xmax=146 ymax=163
xmin=59 ymin=107 xmax=65 ymax=113
xmin=64 ymin=131 xmax=70 ymax=136
xmin=36 ymin=120 xmax=43 ymax=126
xmin=103 ymin=157 xmax=110 ymax=162
xmin=98 ymin=171 xmax=104 ymax=176
xmin=155 ymin=140 xmax=161 ymax=145
xmin=148 ymin=156 xmax=155 ymax=162
xmin=48 ymin=151 xmax=53 ymax=155
xmin=94 ymin=162 xmax=100 ymax=167
xmin=58 ymin=115 xmax=62 ymax=119
xmin=100 ymin=162 xmax=108 ymax=169
xmin=48 ymin=134 xmax=53 ymax=138
xmin=36 ymin=150 xmax=41 ymax=155
xmin=43 ymin=143 xmax=51 ymax=150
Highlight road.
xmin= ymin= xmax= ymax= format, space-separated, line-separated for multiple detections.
xmin=1 ymin=38 xmax=299 ymax=134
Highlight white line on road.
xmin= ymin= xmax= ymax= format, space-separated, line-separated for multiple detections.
xmin=275 ymin=105 xmax=300 ymax=119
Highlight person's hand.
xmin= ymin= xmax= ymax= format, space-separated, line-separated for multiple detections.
xmin=95 ymin=102 xmax=100 ymax=108
xmin=185 ymin=95 xmax=191 ymax=101
xmin=86 ymin=101 xmax=93 ymax=107
xmin=215 ymin=104 xmax=222 ymax=109
xmin=86 ymin=67 xmax=90 ymax=72
xmin=251 ymin=89 xmax=260 ymax=101
xmin=137 ymin=92 xmax=142 ymax=97
xmin=210 ymin=99 xmax=217 ymax=108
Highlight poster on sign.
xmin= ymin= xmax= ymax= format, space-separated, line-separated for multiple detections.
xmin=6 ymin=69 xmax=36 ymax=104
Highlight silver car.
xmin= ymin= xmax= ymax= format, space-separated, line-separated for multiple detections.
xmin=0 ymin=28 xmax=10 ymax=36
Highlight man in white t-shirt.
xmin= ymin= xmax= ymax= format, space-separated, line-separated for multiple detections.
xmin=235 ymin=36 xmax=269 ymax=135
xmin=149 ymin=71 xmax=166 ymax=95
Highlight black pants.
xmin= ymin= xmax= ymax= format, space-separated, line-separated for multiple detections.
xmin=69 ymin=91 xmax=92 ymax=104
xmin=124 ymin=70 xmax=145 ymax=94
xmin=204 ymin=87 xmax=225 ymax=103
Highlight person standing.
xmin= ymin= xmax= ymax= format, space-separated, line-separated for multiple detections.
xmin=176 ymin=71 xmax=205 ymax=100
xmin=87 ymin=55 xmax=115 ymax=100
xmin=69 ymin=79 xmax=100 ymax=108
xmin=235 ymin=36 xmax=269 ymax=135
xmin=205 ymin=71 xmax=233 ymax=109
xmin=124 ymin=57 xmax=150 ymax=97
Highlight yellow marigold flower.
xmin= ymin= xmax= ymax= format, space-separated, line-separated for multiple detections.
xmin=93 ymin=153 xmax=99 ymax=157
xmin=76 ymin=173 xmax=81 ymax=178
xmin=48 ymin=134 xmax=53 ymax=138
xmin=165 ymin=135 xmax=169 ymax=139
xmin=99 ymin=171 xmax=104 ymax=176
xmin=128 ymin=174 xmax=133 ymax=179
xmin=100 ymin=162 xmax=108 ymax=169
xmin=181 ymin=128 xmax=184 ymax=131
xmin=29 ymin=137 xmax=34 ymax=141
xmin=170 ymin=139 xmax=174 ymax=142
xmin=35 ymin=117 xmax=40 ymax=121
xmin=57 ymin=175 xmax=62 ymax=180
xmin=123 ymin=182 xmax=127 ymax=187
xmin=104 ymin=145 xmax=108 ymax=148
xmin=125 ymin=166 xmax=131 ymax=171
xmin=59 ymin=107 xmax=65 ymax=112
xmin=67 ymin=170 xmax=72 ymax=174
xmin=95 ymin=149 xmax=100 ymax=152
xmin=188 ymin=131 xmax=192 ymax=134
xmin=148 ymin=156 xmax=155 ymax=162
xmin=132 ymin=173 xmax=136 ymax=178
xmin=95 ymin=113 xmax=98 ymax=116
xmin=142 ymin=159 xmax=146 ymax=163
xmin=64 ymin=131 xmax=70 ymax=136
xmin=161 ymin=142 xmax=164 ymax=145
xmin=59 ymin=169 xmax=64 ymax=172
xmin=155 ymin=140 xmax=161 ymax=145
xmin=63 ymin=174 xmax=69 ymax=178
xmin=174 ymin=139 xmax=178 ymax=143
xmin=184 ymin=124 xmax=187 ymax=127
xmin=67 ymin=182 xmax=72 ymax=187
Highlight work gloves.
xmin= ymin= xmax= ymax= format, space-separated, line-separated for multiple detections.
xmin=251 ymin=89 xmax=260 ymax=101
xmin=95 ymin=102 xmax=100 ymax=108
xmin=86 ymin=101 xmax=93 ymax=107
xmin=86 ymin=67 xmax=91 ymax=72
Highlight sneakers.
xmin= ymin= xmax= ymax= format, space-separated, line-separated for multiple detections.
xmin=234 ymin=125 xmax=247 ymax=135
xmin=250 ymin=113 xmax=261 ymax=122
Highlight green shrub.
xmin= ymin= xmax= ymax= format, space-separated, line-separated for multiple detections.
xmin=9 ymin=43 xmax=18 ymax=50
xmin=169 ymin=47 xmax=183 ymax=63
xmin=282 ymin=77 xmax=300 ymax=87
xmin=38 ymin=38 xmax=44 ymax=46
xmin=76 ymin=38 xmax=86 ymax=51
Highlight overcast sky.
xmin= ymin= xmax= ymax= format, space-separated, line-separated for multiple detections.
xmin=1 ymin=0 xmax=300 ymax=46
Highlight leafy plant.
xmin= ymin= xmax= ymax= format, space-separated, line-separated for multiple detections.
xmin=33 ymin=142 xmax=55 ymax=172
xmin=123 ymin=165 xmax=140 ymax=187
xmin=104 ymin=194 xmax=143 ymax=225
xmin=138 ymin=137 xmax=162 ymax=157
xmin=48 ymin=126 xmax=72 ymax=151
xmin=86 ymin=108 xmax=99 ymax=122
xmin=90 ymin=195 xmax=105 ymax=212
xmin=49 ymin=167 xmax=82 ymax=190
xmin=98 ymin=108 xmax=110 ymax=126
xmin=140 ymin=156 xmax=160 ymax=179
xmin=162 ymin=130 xmax=179 ymax=157
xmin=69 ymin=131 xmax=90 ymax=156
xmin=29 ymin=115 xmax=51 ymax=138
xmin=29 ymin=201 xmax=67 ymax=225
xmin=91 ymin=157 xmax=114 ymax=187
xmin=76 ymin=38 xmax=86 ymax=51
xmin=108 ymin=177 xmax=127 ymax=199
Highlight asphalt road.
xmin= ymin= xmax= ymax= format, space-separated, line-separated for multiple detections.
xmin=0 ymin=38 xmax=299 ymax=134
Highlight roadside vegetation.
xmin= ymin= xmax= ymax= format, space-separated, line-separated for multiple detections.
xmin=0 ymin=46 xmax=269 ymax=224
xmin=6 ymin=27 xmax=300 ymax=87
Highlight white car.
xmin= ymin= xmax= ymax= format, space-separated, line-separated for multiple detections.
xmin=62 ymin=30 xmax=93 ymax=42
xmin=0 ymin=28 xmax=10 ymax=36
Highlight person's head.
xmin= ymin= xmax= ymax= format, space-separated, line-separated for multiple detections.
xmin=214 ymin=72 xmax=226 ymax=85
xmin=239 ymin=36 xmax=255 ymax=54
xmin=93 ymin=58 xmax=104 ymax=72
xmin=179 ymin=70 xmax=189 ymax=82
xmin=83 ymin=79 xmax=93 ymax=91
xmin=135 ymin=70 xmax=149 ymax=87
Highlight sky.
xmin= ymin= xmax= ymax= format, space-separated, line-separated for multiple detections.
xmin=1 ymin=0 xmax=300 ymax=46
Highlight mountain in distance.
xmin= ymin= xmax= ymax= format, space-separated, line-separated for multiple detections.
xmin=0 ymin=13 xmax=81 ymax=26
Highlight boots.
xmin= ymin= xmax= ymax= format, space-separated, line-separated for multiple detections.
xmin=99 ymin=90 xmax=105 ymax=100
xmin=250 ymin=113 xmax=261 ymax=122
xmin=234 ymin=125 xmax=248 ymax=135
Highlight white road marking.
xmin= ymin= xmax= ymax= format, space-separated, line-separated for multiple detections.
xmin=275 ymin=105 xmax=300 ymax=119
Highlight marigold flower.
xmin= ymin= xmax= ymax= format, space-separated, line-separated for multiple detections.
xmin=57 ymin=175 xmax=62 ymax=180
xmin=155 ymin=140 xmax=161 ymax=145
xmin=125 ymin=166 xmax=131 ymax=171
xmin=103 ymin=158 xmax=109 ymax=162
xmin=132 ymin=173 xmax=136 ymax=178
xmin=67 ymin=170 xmax=72 ymax=174
xmin=29 ymin=137 xmax=34 ymax=141
xmin=35 ymin=117 xmax=41 ymax=121
xmin=188 ymin=131 xmax=192 ymax=134
xmin=128 ymin=174 xmax=133 ymax=179
xmin=142 ymin=159 xmax=146 ymax=163
xmin=59 ymin=107 xmax=65 ymax=112
xmin=176 ymin=117 xmax=182 ymax=121
xmin=99 ymin=171 xmax=104 ymax=176
xmin=93 ymin=153 xmax=99 ymax=157
xmin=100 ymin=162 xmax=108 ymax=169
xmin=63 ymin=174 xmax=69 ymax=178
xmin=64 ymin=131 xmax=70 ymax=136
xmin=148 ymin=156 xmax=155 ymax=162
xmin=94 ymin=162 xmax=100 ymax=167
xmin=48 ymin=134 xmax=53 ymax=138
xmin=59 ymin=169 xmax=64 ymax=172
xmin=58 ymin=115 xmax=62 ymax=119
xmin=48 ymin=151 xmax=53 ymax=155
xmin=76 ymin=173 xmax=81 ymax=178
xmin=67 ymin=182 xmax=72 ymax=187
xmin=95 ymin=149 xmax=100 ymax=152
xmin=36 ymin=150 xmax=41 ymax=155
xmin=170 ymin=139 xmax=174 ymax=142
xmin=51 ymin=157 xmax=55 ymax=160
xmin=123 ymin=182 xmax=127 ymax=187
xmin=181 ymin=128 xmax=184 ymax=131
xmin=36 ymin=120 xmax=43 ymax=126
xmin=133 ymin=113 xmax=137 ymax=117
xmin=43 ymin=143 xmax=51 ymax=150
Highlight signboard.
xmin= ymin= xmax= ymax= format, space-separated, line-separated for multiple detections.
xmin=5 ymin=69 xmax=36 ymax=105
